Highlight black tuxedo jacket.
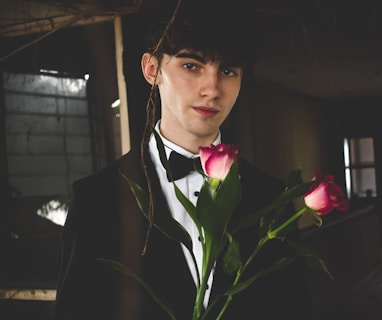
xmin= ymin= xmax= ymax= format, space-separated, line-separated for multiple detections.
xmin=52 ymin=146 xmax=311 ymax=320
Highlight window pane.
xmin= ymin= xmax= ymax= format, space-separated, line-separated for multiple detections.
xmin=350 ymin=137 xmax=375 ymax=166
xmin=5 ymin=72 xmax=93 ymax=226
xmin=2 ymin=71 xmax=98 ymax=289
xmin=351 ymin=168 xmax=376 ymax=198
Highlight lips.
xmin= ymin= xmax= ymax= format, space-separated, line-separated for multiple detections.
xmin=193 ymin=106 xmax=218 ymax=116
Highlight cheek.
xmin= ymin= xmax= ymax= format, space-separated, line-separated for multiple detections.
xmin=224 ymin=80 xmax=241 ymax=100
xmin=224 ymin=89 xmax=240 ymax=112
xmin=161 ymin=76 xmax=190 ymax=99
xmin=158 ymin=75 xmax=179 ymax=98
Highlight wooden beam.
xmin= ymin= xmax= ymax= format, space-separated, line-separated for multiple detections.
xmin=114 ymin=15 xmax=131 ymax=154
xmin=0 ymin=1 xmax=139 ymax=37
xmin=0 ymin=289 xmax=56 ymax=301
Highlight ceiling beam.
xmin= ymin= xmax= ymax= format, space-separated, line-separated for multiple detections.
xmin=0 ymin=1 xmax=139 ymax=37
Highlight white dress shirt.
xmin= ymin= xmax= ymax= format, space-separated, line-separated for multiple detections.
xmin=148 ymin=121 xmax=221 ymax=307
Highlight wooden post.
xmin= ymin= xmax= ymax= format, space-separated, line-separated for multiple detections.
xmin=114 ymin=15 xmax=130 ymax=154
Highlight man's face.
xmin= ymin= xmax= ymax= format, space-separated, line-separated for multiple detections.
xmin=156 ymin=50 xmax=243 ymax=149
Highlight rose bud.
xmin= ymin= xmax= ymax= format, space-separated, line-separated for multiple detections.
xmin=199 ymin=144 xmax=239 ymax=181
xmin=304 ymin=171 xmax=349 ymax=215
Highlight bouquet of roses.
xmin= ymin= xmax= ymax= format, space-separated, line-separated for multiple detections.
xmin=103 ymin=129 xmax=349 ymax=320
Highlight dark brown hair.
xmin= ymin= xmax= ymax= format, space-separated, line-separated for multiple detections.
xmin=145 ymin=0 xmax=258 ymax=68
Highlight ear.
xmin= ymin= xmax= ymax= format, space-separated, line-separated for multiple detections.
xmin=141 ymin=53 xmax=159 ymax=85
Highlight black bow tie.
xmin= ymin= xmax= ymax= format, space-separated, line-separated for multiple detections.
xmin=167 ymin=151 xmax=202 ymax=182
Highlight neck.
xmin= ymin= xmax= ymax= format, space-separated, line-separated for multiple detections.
xmin=157 ymin=123 xmax=220 ymax=154
xmin=176 ymin=137 xmax=218 ymax=154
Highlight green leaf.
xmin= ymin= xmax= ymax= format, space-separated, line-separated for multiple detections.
xmin=312 ymin=212 xmax=323 ymax=227
xmin=197 ymin=182 xmax=225 ymax=257
xmin=263 ymin=169 xmax=304 ymax=234
xmin=287 ymin=240 xmax=333 ymax=279
xmin=305 ymin=254 xmax=333 ymax=279
xmin=98 ymin=258 xmax=176 ymax=320
xmin=259 ymin=205 xmax=285 ymax=238
xmin=286 ymin=168 xmax=304 ymax=189
xmin=173 ymin=182 xmax=198 ymax=226
xmin=197 ymin=182 xmax=224 ymax=233
xmin=120 ymin=172 xmax=149 ymax=215
xmin=225 ymin=256 xmax=296 ymax=295
xmin=214 ymin=161 xmax=241 ymax=216
xmin=196 ymin=163 xmax=241 ymax=239
xmin=222 ymin=234 xmax=241 ymax=275
xmin=120 ymin=171 xmax=194 ymax=254
xmin=194 ymin=163 xmax=242 ymax=275
xmin=234 ymin=180 xmax=315 ymax=232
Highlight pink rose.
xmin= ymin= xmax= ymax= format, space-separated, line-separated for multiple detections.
xmin=304 ymin=171 xmax=349 ymax=215
xmin=199 ymin=144 xmax=239 ymax=181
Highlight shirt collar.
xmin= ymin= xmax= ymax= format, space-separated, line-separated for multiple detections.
xmin=149 ymin=120 xmax=221 ymax=166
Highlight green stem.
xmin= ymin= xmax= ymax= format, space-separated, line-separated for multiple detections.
xmin=215 ymin=267 xmax=240 ymax=320
xmin=216 ymin=237 xmax=267 ymax=320
xmin=267 ymin=206 xmax=308 ymax=239
xmin=193 ymin=269 xmax=211 ymax=319
xmin=216 ymin=206 xmax=309 ymax=319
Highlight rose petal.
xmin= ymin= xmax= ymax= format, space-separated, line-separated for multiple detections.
xmin=304 ymin=171 xmax=349 ymax=215
xmin=204 ymin=152 xmax=233 ymax=180
xmin=198 ymin=144 xmax=238 ymax=181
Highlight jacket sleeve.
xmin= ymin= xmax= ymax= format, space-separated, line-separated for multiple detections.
xmin=51 ymin=171 xmax=121 ymax=320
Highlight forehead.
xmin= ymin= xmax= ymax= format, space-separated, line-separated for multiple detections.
xmin=169 ymin=49 xmax=243 ymax=68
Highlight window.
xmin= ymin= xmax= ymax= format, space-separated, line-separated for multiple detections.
xmin=5 ymin=71 xmax=96 ymax=225
xmin=2 ymin=71 xmax=103 ymax=291
xmin=343 ymin=137 xmax=377 ymax=199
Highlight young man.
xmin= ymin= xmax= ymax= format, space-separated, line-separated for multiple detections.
xmin=52 ymin=0 xmax=311 ymax=319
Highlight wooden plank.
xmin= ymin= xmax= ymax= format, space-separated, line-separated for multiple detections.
xmin=0 ymin=1 xmax=139 ymax=36
xmin=0 ymin=289 xmax=56 ymax=301
xmin=114 ymin=16 xmax=130 ymax=155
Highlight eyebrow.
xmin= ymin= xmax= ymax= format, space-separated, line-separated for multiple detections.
xmin=174 ymin=51 xmax=207 ymax=64
xmin=174 ymin=50 xmax=242 ymax=69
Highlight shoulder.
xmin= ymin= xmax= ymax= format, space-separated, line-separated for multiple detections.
xmin=64 ymin=147 xmax=146 ymax=228
xmin=71 ymin=146 xmax=144 ymax=197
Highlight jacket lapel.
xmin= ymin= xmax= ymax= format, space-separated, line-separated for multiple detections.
xmin=116 ymin=147 xmax=196 ymax=319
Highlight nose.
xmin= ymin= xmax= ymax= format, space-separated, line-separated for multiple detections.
xmin=200 ymin=69 xmax=220 ymax=99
